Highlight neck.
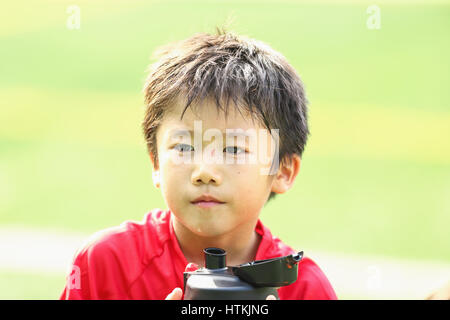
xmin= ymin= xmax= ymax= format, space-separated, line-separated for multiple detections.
xmin=171 ymin=215 xmax=262 ymax=268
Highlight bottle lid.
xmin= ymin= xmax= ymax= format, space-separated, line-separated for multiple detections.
xmin=203 ymin=247 xmax=226 ymax=269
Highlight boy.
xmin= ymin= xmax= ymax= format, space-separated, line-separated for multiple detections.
xmin=60 ymin=29 xmax=337 ymax=300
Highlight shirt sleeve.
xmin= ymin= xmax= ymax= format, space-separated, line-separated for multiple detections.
xmin=59 ymin=233 xmax=131 ymax=300
xmin=59 ymin=250 xmax=90 ymax=300
xmin=279 ymin=256 xmax=338 ymax=300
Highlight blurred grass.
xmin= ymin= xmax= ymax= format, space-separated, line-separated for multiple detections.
xmin=0 ymin=270 xmax=65 ymax=300
xmin=1 ymin=0 xmax=449 ymax=299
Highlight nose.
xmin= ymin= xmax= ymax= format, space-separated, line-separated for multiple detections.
xmin=191 ymin=162 xmax=223 ymax=186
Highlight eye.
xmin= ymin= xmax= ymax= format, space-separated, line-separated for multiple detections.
xmin=173 ymin=143 xmax=194 ymax=152
xmin=224 ymin=146 xmax=246 ymax=155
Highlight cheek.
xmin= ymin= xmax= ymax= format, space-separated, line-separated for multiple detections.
xmin=162 ymin=165 xmax=185 ymax=186
xmin=159 ymin=156 xmax=188 ymax=191
xmin=233 ymin=165 xmax=270 ymax=193
xmin=160 ymin=166 xmax=187 ymax=211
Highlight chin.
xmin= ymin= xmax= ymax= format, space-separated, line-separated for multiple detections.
xmin=173 ymin=207 xmax=237 ymax=237
xmin=188 ymin=221 xmax=231 ymax=238
xmin=192 ymin=226 xmax=224 ymax=238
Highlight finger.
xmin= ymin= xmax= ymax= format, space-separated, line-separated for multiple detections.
xmin=166 ymin=287 xmax=183 ymax=300
xmin=266 ymin=295 xmax=277 ymax=300
xmin=185 ymin=262 xmax=199 ymax=272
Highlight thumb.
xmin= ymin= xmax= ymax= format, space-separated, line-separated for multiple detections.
xmin=185 ymin=262 xmax=199 ymax=272
xmin=166 ymin=287 xmax=183 ymax=300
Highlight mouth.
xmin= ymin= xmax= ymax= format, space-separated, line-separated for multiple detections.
xmin=190 ymin=194 xmax=225 ymax=208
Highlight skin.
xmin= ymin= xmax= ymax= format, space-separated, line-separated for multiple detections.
xmin=148 ymin=96 xmax=301 ymax=300
xmin=425 ymin=281 xmax=450 ymax=300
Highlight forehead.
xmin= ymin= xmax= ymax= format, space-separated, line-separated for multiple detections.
xmin=160 ymin=95 xmax=265 ymax=134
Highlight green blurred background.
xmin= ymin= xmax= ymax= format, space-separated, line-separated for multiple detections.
xmin=1 ymin=0 xmax=449 ymax=299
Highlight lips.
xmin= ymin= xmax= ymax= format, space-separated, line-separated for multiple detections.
xmin=191 ymin=194 xmax=225 ymax=204
xmin=191 ymin=194 xmax=225 ymax=208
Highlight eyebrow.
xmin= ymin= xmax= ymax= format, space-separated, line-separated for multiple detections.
xmin=168 ymin=129 xmax=194 ymax=137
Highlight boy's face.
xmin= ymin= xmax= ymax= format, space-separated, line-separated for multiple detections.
xmin=151 ymin=97 xmax=290 ymax=238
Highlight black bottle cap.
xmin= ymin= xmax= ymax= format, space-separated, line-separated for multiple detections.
xmin=204 ymin=247 xmax=226 ymax=269
xmin=231 ymin=251 xmax=304 ymax=287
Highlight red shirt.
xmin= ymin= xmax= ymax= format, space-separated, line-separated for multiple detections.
xmin=60 ymin=208 xmax=337 ymax=300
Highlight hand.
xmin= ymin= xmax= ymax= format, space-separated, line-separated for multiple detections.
xmin=425 ymin=281 xmax=450 ymax=300
xmin=165 ymin=287 xmax=183 ymax=300
xmin=165 ymin=263 xmax=199 ymax=300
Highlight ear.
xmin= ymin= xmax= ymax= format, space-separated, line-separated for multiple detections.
xmin=149 ymin=151 xmax=160 ymax=189
xmin=152 ymin=170 xmax=161 ymax=189
xmin=271 ymin=154 xmax=301 ymax=194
